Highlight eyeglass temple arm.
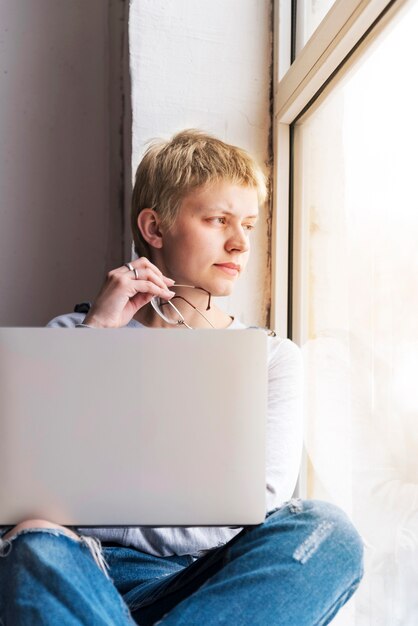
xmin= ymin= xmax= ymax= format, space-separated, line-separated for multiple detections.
xmin=164 ymin=296 xmax=215 ymax=328
xmin=171 ymin=284 xmax=212 ymax=311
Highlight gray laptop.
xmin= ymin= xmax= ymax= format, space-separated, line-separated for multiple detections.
xmin=0 ymin=328 xmax=267 ymax=527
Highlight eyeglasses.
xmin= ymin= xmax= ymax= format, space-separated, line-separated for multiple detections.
xmin=150 ymin=284 xmax=214 ymax=329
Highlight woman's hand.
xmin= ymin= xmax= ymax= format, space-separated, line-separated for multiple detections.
xmin=83 ymin=258 xmax=175 ymax=328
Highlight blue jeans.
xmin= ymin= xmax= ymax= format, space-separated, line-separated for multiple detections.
xmin=0 ymin=500 xmax=363 ymax=625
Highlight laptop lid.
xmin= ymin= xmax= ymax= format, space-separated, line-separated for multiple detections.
xmin=0 ymin=328 xmax=267 ymax=527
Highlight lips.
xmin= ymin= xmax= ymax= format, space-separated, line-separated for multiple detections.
xmin=214 ymin=263 xmax=241 ymax=276
xmin=215 ymin=263 xmax=241 ymax=271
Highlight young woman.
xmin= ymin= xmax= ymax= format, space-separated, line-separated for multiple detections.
xmin=0 ymin=130 xmax=363 ymax=625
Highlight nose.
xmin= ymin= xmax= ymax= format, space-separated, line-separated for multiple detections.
xmin=225 ymin=224 xmax=249 ymax=254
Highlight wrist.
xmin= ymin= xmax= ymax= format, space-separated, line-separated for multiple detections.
xmin=82 ymin=315 xmax=110 ymax=329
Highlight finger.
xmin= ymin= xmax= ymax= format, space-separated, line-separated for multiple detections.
xmin=105 ymin=269 xmax=173 ymax=300
xmin=130 ymin=258 xmax=175 ymax=284
xmin=133 ymin=268 xmax=172 ymax=292
xmin=144 ymin=267 xmax=174 ymax=289
xmin=133 ymin=280 xmax=175 ymax=300
xmin=162 ymin=275 xmax=176 ymax=285
xmin=117 ymin=264 xmax=167 ymax=291
xmin=129 ymin=291 xmax=154 ymax=311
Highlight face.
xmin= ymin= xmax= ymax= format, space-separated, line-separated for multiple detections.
xmin=158 ymin=181 xmax=259 ymax=297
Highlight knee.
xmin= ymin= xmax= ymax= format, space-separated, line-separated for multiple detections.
xmin=3 ymin=519 xmax=78 ymax=542
xmin=267 ymin=499 xmax=364 ymax=582
xmin=0 ymin=526 xmax=94 ymax=604
xmin=0 ymin=528 xmax=78 ymax=576
xmin=295 ymin=500 xmax=364 ymax=579
xmin=1 ymin=524 xmax=109 ymax=580
xmin=305 ymin=500 xmax=363 ymax=547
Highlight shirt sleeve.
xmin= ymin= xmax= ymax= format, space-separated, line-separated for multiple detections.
xmin=265 ymin=337 xmax=304 ymax=512
xmin=46 ymin=313 xmax=85 ymax=327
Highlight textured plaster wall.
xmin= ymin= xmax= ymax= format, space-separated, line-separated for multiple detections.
xmin=129 ymin=0 xmax=272 ymax=326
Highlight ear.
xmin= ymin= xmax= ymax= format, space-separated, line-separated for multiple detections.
xmin=137 ymin=209 xmax=164 ymax=250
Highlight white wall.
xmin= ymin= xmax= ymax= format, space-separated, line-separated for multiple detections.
xmin=129 ymin=0 xmax=273 ymax=327
xmin=0 ymin=0 xmax=127 ymax=326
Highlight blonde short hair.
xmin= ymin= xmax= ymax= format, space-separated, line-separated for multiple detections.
xmin=131 ymin=129 xmax=267 ymax=259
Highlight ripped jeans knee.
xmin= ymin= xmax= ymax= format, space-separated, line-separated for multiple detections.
xmin=263 ymin=498 xmax=364 ymax=575
xmin=0 ymin=526 xmax=110 ymax=578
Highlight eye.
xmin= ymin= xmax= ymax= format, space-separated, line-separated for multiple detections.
xmin=208 ymin=217 xmax=226 ymax=224
xmin=243 ymin=223 xmax=256 ymax=231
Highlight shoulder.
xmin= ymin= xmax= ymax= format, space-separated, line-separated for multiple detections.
xmin=46 ymin=312 xmax=86 ymax=327
xmin=46 ymin=312 xmax=142 ymax=328
xmin=266 ymin=336 xmax=302 ymax=388
xmin=267 ymin=334 xmax=301 ymax=364
xmin=232 ymin=318 xmax=302 ymax=376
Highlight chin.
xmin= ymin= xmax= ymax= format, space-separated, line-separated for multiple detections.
xmin=210 ymin=281 xmax=235 ymax=297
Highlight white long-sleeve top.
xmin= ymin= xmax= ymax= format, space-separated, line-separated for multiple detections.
xmin=47 ymin=312 xmax=303 ymax=558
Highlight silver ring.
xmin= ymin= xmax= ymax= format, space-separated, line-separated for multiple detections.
xmin=124 ymin=262 xmax=134 ymax=272
xmin=133 ymin=268 xmax=139 ymax=279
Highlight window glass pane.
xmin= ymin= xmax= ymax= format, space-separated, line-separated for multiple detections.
xmin=293 ymin=1 xmax=418 ymax=622
xmin=295 ymin=0 xmax=337 ymax=55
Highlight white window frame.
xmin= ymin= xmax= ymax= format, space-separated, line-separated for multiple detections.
xmin=271 ymin=0 xmax=406 ymax=339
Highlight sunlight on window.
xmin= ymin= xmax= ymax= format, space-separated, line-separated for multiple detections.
xmin=293 ymin=1 xmax=418 ymax=623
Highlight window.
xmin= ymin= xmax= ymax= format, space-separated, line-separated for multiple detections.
xmin=274 ymin=0 xmax=418 ymax=622
xmin=295 ymin=0 xmax=339 ymax=54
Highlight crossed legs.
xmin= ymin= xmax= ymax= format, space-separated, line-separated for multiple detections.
xmin=0 ymin=500 xmax=364 ymax=625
